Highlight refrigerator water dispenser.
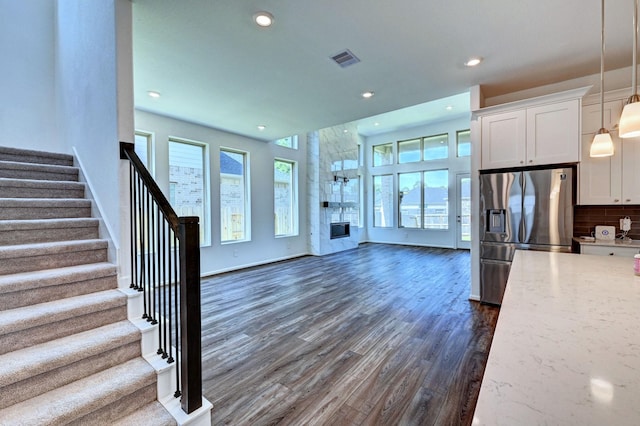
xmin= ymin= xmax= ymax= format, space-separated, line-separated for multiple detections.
xmin=487 ymin=209 xmax=506 ymax=233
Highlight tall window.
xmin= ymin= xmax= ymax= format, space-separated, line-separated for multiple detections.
xmin=373 ymin=143 xmax=393 ymax=166
xmin=220 ymin=148 xmax=249 ymax=242
xmin=398 ymin=172 xmax=422 ymax=228
xmin=373 ymin=175 xmax=394 ymax=227
xmin=424 ymin=169 xmax=449 ymax=229
xmin=168 ymin=139 xmax=208 ymax=245
xmin=457 ymin=129 xmax=471 ymax=157
xmin=274 ymin=159 xmax=297 ymax=236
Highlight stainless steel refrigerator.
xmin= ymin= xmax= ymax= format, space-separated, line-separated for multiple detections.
xmin=479 ymin=167 xmax=574 ymax=305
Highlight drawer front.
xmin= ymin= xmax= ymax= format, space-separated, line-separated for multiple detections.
xmin=581 ymin=244 xmax=640 ymax=257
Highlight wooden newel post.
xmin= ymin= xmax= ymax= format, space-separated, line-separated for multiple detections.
xmin=179 ymin=216 xmax=202 ymax=414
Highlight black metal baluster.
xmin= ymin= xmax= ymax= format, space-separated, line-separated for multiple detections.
xmin=146 ymin=186 xmax=153 ymax=322
xmin=174 ymin=233 xmax=181 ymax=397
xmin=161 ymin=215 xmax=168 ymax=359
xmin=140 ymin=178 xmax=148 ymax=319
xmin=154 ymin=204 xmax=161 ymax=352
xmin=134 ymin=171 xmax=142 ymax=293
xmin=167 ymin=221 xmax=174 ymax=363
xmin=129 ymin=164 xmax=137 ymax=290
xmin=150 ymin=198 xmax=158 ymax=326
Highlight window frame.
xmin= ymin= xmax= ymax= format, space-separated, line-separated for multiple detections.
xmin=219 ymin=147 xmax=251 ymax=244
xmin=372 ymin=143 xmax=393 ymax=167
xmin=456 ymin=129 xmax=471 ymax=157
xmin=274 ymin=158 xmax=299 ymax=237
xmin=167 ymin=137 xmax=210 ymax=247
xmin=373 ymin=174 xmax=394 ymax=228
xmin=273 ymin=135 xmax=299 ymax=149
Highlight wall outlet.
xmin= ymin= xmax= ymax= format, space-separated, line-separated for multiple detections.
xmin=621 ymin=217 xmax=632 ymax=232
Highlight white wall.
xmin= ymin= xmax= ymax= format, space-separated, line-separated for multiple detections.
xmin=0 ymin=0 xmax=60 ymax=152
xmin=55 ymin=0 xmax=131 ymax=258
xmin=134 ymin=110 xmax=309 ymax=276
xmin=364 ymin=116 xmax=471 ymax=248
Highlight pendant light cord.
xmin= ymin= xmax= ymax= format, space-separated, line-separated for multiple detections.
xmin=633 ymin=0 xmax=638 ymax=96
xmin=601 ymin=0 xmax=606 ymax=130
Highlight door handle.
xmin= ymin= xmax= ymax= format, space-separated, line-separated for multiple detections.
xmin=457 ymin=215 xmax=461 ymax=223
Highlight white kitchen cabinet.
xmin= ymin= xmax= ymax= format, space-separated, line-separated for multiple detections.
xmin=621 ymin=139 xmax=640 ymax=204
xmin=481 ymin=99 xmax=580 ymax=169
xmin=481 ymin=110 xmax=526 ymax=169
xmin=526 ymin=100 xmax=580 ymax=165
xmin=579 ymin=100 xmax=621 ymax=205
xmin=579 ymin=99 xmax=640 ymax=205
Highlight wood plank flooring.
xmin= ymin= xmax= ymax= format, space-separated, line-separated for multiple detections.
xmin=200 ymin=243 xmax=499 ymax=425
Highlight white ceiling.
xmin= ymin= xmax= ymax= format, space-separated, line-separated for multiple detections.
xmin=132 ymin=0 xmax=635 ymax=141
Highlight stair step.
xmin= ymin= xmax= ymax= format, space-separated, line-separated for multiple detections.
xmin=112 ymin=401 xmax=177 ymax=426
xmin=0 ymin=289 xmax=127 ymax=355
xmin=0 ymin=177 xmax=84 ymax=198
xmin=0 ymin=262 xmax=117 ymax=310
xmin=0 ymin=239 xmax=108 ymax=275
xmin=0 ymin=321 xmax=140 ymax=409
xmin=0 ymin=218 xmax=99 ymax=246
xmin=0 ymin=146 xmax=74 ymax=167
xmin=0 ymin=198 xmax=91 ymax=220
xmin=0 ymin=160 xmax=78 ymax=181
xmin=0 ymin=357 xmax=156 ymax=425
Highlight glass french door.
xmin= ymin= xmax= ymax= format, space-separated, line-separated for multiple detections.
xmin=456 ymin=173 xmax=471 ymax=249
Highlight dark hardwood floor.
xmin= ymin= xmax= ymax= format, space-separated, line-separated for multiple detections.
xmin=200 ymin=243 xmax=499 ymax=426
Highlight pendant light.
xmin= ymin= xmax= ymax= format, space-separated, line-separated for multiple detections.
xmin=619 ymin=0 xmax=640 ymax=138
xmin=591 ymin=0 xmax=615 ymax=157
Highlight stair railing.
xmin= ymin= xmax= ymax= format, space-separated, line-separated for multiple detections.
xmin=120 ymin=142 xmax=202 ymax=414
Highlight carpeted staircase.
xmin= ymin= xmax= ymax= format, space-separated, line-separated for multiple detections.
xmin=0 ymin=146 xmax=176 ymax=425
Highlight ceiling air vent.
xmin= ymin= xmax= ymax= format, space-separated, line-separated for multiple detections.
xmin=331 ymin=49 xmax=360 ymax=68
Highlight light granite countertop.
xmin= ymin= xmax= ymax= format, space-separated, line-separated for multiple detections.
xmin=473 ymin=250 xmax=640 ymax=425
xmin=574 ymin=236 xmax=640 ymax=248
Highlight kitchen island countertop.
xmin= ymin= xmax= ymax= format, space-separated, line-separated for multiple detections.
xmin=473 ymin=250 xmax=640 ymax=425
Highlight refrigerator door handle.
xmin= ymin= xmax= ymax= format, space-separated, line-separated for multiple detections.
xmin=520 ymin=172 xmax=526 ymax=243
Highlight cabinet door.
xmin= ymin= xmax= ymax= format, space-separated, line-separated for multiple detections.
xmin=579 ymin=99 xmax=625 ymax=206
xmin=579 ymin=134 xmax=622 ymax=205
xmin=526 ymin=100 xmax=580 ymax=165
xmin=622 ymin=138 xmax=640 ymax=204
xmin=481 ymin=110 xmax=526 ymax=169
xmin=582 ymin=100 xmax=622 ymax=134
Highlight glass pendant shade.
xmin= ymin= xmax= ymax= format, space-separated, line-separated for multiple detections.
xmin=590 ymin=130 xmax=615 ymax=157
xmin=619 ymin=96 xmax=640 ymax=138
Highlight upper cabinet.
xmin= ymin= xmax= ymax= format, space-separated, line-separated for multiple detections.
xmin=481 ymin=99 xmax=580 ymax=169
xmin=579 ymin=99 xmax=640 ymax=205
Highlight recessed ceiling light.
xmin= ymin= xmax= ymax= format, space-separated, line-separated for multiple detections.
xmin=343 ymin=129 xmax=349 ymax=133
xmin=465 ymin=57 xmax=483 ymax=67
xmin=374 ymin=122 xmax=380 ymax=126
xmin=445 ymin=105 xmax=453 ymax=111
xmin=254 ymin=11 xmax=274 ymax=27
xmin=257 ymin=125 xmax=266 ymax=131
xmin=362 ymin=91 xmax=375 ymax=99
xmin=147 ymin=91 xmax=161 ymax=98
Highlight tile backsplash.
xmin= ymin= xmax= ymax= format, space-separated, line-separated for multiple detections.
xmin=574 ymin=205 xmax=640 ymax=240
